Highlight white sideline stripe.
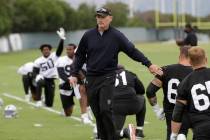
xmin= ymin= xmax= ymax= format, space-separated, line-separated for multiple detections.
xmin=3 ymin=93 xmax=95 ymax=127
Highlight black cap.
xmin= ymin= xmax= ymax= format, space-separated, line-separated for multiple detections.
xmin=96 ymin=7 xmax=112 ymax=17
xmin=39 ymin=44 xmax=52 ymax=51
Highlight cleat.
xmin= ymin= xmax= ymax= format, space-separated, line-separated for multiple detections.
xmin=35 ymin=101 xmax=42 ymax=108
xmin=25 ymin=94 xmax=31 ymax=102
xmin=87 ymin=106 xmax=94 ymax=120
xmin=136 ymin=128 xmax=145 ymax=140
xmin=93 ymin=124 xmax=98 ymax=139
xmin=81 ymin=113 xmax=92 ymax=124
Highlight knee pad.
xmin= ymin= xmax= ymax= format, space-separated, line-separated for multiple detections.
xmin=177 ymin=134 xmax=186 ymax=140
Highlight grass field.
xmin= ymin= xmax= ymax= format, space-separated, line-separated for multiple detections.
xmin=0 ymin=42 xmax=209 ymax=140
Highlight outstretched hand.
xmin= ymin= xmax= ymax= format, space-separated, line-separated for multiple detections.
xmin=57 ymin=27 xmax=66 ymax=40
xmin=148 ymin=64 xmax=163 ymax=76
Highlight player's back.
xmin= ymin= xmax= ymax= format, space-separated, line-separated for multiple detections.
xmin=114 ymin=69 xmax=142 ymax=100
xmin=160 ymin=64 xmax=193 ymax=113
xmin=179 ymin=68 xmax=210 ymax=125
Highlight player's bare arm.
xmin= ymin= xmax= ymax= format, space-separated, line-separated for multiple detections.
xmin=147 ymin=78 xmax=162 ymax=106
xmin=170 ymin=99 xmax=187 ymax=139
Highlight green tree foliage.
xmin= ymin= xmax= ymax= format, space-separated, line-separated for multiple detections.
xmin=12 ymin=0 xmax=67 ymax=32
xmin=58 ymin=1 xmax=77 ymax=30
xmin=1 ymin=0 xmax=209 ymax=36
xmin=76 ymin=3 xmax=96 ymax=29
xmin=103 ymin=2 xmax=129 ymax=27
xmin=0 ymin=0 xmax=13 ymax=36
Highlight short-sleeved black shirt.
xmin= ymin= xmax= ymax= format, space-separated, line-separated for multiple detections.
xmin=156 ymin=64 xmax=193 ymax=113
xmin=177 ymin=67 xmax=210 ymax=125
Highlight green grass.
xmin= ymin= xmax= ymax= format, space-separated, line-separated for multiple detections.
xmin=0 ymin=42 xmax=210 ymax=140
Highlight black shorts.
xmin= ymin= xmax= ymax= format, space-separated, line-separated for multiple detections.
xmin=113 ymin=93 xmax=143 ymax=115
xmin=193 ymin=121 xmax=210 ymax=140
xmin=60 ymin=90 xmax=74 ymax=110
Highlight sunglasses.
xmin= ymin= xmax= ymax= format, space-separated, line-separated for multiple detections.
xmin=96 ymin=14 xmax=107 ymax=18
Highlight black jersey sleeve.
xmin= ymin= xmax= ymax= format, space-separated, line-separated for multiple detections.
xmin=176 ymin=78 xmax=188 ymax=100
xmin=57 ymin=67 xmax=69 ymax=82
xmin=56 ymin=39 xmax=64 ymax=57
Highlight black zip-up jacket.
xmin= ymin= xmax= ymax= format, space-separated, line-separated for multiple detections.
xmin=71 ymin=26 xmax=152 ymax=76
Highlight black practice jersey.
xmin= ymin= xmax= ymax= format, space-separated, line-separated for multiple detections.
xmin=114 ymin=69 xmax=145 ymax=99
xmin=177 ymin=67 xmax=210 ymax=125
xmin=156 ymin=64 xmax=193 ymax=113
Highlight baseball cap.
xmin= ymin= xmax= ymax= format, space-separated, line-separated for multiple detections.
xmin=95 ymin=7 xmax=112 ymax=17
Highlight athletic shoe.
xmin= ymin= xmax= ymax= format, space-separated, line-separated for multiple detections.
xmin=93 ymin=125 xmax=99 ymax=140
xmin=81 ymin=113 xmax=92 ymax=124
xmin=87 ymin=106 xmax=94 ymax=120
xmin=136 ymin=129 xmax=145 ymax=140
xmin=25 ymin=94 xmax=31 ymax=102
xmin=35 ymin=101 xmax=42 ymax=108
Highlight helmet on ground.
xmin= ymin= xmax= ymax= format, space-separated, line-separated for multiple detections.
xmin=4 ymin=104 xmax=17 ymax=118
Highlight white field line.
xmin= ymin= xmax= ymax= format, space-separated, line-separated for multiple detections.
xmin=3 ymin=93 xmax=149 ymax=126
xmin=3 ymin=93 xmax=95 ymax=127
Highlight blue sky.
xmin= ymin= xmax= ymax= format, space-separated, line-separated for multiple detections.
xmin=65 ymin=0 xmax=210 ymax=17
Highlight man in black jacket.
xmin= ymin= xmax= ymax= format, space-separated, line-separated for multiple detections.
xmin=69 ymin=7 xmax=162 ymax=140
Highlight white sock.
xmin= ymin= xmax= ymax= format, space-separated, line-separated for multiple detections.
xmin=120 ymin=129 xmax=124 ymax=137
xmin=81 ymin=113 xmax=88 ymax=118
xmin=136 ymin=126 xmax=143 ymax=130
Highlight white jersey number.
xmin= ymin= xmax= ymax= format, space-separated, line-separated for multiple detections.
xmin=167 ymin=78 xmax=180 ymax=104
xmin=191 ymin=81 xmax=210 ymax=111
xmin=115 ymin=71 xmax=127 ymax=87
xmin=40 ymin=58 xmax=54 ymax=71
xmin=64 ymin=65 xmax=71 ymax=76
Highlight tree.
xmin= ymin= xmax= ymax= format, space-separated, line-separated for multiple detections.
xmin=58 ymin=1 xmax=77 ymax=31
xmin=12 ymin=0 xmax=67 ymax=32
xmin=103 ymin=2 xmax=129 ymax=27
xmin=0 ymin=0 xmax=13 ymax=36
xmin=76 ymin=3 xmax=96 ymax=29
